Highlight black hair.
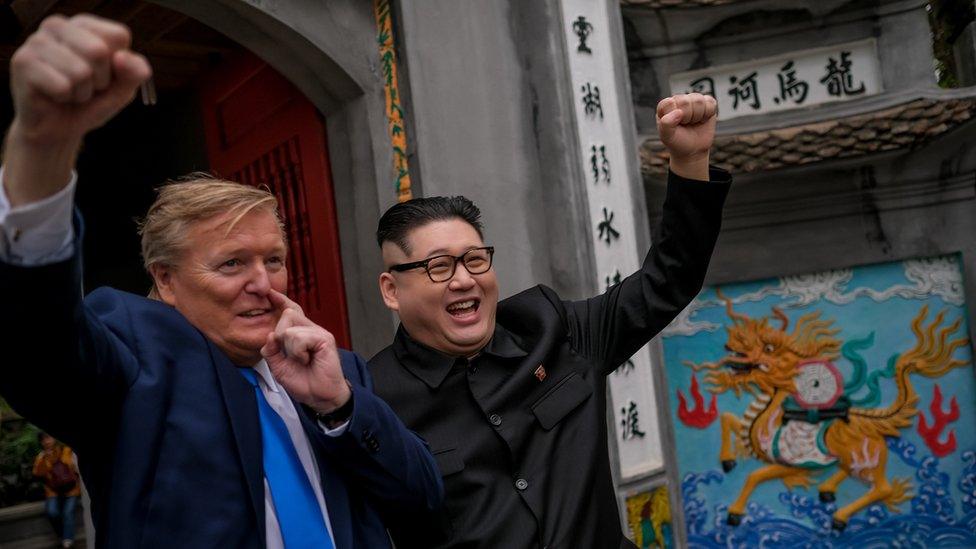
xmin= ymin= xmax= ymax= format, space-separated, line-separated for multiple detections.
xmin=376 ymin=196 xmax=484 ymax=253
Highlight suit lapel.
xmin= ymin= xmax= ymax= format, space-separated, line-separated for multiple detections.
xmin=210 ymin=342 xmax=266 ymax=540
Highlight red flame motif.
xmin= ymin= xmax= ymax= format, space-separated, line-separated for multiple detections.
xmin=678 ymin=374 xmax=718 ymax=428
xmin=917 ymin=384 xmax=959 ymax=458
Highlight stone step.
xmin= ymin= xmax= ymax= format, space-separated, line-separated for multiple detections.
xmin=0 ymin=502 xmax=86 ymax=548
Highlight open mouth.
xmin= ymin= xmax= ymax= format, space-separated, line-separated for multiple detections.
xmin=446 ymin=298 xmax=480 ymax=318
xmin=725 ymin=361 xmax=769 ymax=374
xmin=238 ymin=309 xmax=271 ymax=319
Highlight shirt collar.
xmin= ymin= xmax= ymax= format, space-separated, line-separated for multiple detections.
xmin=248 ymin=359 xmax=281 ymax=393
xmin=392 ymin=323 xmax=527 ymax=389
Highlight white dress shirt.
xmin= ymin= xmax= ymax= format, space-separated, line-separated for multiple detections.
xmin=0 ymin=169 xmax=347 ymax=548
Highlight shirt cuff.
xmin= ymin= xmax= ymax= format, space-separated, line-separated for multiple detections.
xmin=0 ymin=167 xmax=77 ymax=265
xmin=318 ymin=420 xmax=350 ymax=437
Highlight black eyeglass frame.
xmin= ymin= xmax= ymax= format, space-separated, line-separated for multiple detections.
xmin=388 ymin=246 xmax=495 ymax=282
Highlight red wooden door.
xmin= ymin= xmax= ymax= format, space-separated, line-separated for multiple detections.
xmin=199 ymin=52 xmax=351 ymax=348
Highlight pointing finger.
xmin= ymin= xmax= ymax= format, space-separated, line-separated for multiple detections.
xmin=268 ymin=288 xmax=303 ymax=315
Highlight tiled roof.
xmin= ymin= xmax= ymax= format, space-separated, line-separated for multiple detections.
xmin=620 ymin=0 xmax=745 ymax=8
xmin=640 ymin=98 xmax=976 ymax=176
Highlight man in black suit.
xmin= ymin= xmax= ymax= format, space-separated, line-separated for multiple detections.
xmin=369 ymin=92 xmax=729 ymax=548
xmin=0 ymin=13 xmax=441 ymax=548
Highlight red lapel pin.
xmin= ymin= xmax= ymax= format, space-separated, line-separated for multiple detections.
xmin=534 ymin=364 xmax=547 ymax=382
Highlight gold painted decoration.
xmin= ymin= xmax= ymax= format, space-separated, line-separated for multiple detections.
xmin=374 ymin=0 xmax=412 ymax=202
xmin=626 ymin=485 xmax=673 ymax=548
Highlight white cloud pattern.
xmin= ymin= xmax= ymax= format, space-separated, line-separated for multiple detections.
xmin=661 ymin=256 xmax=963 ymax=338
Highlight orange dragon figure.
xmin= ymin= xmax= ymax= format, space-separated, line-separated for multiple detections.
xmin=686 ymin=291 xmax=969 ymax=530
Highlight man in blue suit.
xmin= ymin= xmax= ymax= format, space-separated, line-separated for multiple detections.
xmin=0 ymin=13 xmax=442 ymax=548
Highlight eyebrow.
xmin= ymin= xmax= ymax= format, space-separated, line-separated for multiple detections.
xmin=419 ymin=248 xmax=453 ymax=258
xmin=209 ymin=244 xmax=288 ymax=259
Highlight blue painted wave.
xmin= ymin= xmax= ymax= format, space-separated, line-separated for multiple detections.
xmin=681 ymin=440 xmax=976 ymax=548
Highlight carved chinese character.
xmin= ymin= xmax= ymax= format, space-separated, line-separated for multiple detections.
xmin=689 ymin=76 xmax=715 ymax=97
xmin=589 ymin=144 xmax=611 ymax=184
xmin=774 ymin=61 xmax=808 ymax=105
xmin=820 ymin=51 xmax=865 ymax=97
xmin=581 ymin=83 xmax=604 ymax=119
xmin=614 ymin=359 xmax=635 ymax=376
xmin=597 ymin=207 xmax=620 ymax=245
xmin=604 ymin=269 xmax=622 ymax=291
xmin=728 ymin=71 xmax=760 ymax=111
xmin=620 ymin=400 xmax=646 ymax=440
xmin=572 ymin=16 xmax=593 ymax=54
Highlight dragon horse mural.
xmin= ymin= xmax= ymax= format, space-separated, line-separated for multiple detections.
xmin=684 ymin=291 xmax=969 ymax=531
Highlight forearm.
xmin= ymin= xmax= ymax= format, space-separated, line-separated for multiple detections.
xmin=669 ymin=151 xmax=710 ymax=182
xmin=571 ymin=168 xmax=731 ymax=373
xmin=2 ymin=122 xmax=80 ymax=208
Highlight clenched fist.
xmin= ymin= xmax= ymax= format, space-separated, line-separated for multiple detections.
xmin=4 ymin=14 xmax=152 ymax=206
xmin=656 ymin=93 xmax=717 ymax=181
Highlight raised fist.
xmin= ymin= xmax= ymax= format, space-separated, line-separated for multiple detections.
xmin=9 ymin=13 xmax=151 ymax=145
xmin=656 ymin=93 xmax=717 ymax=179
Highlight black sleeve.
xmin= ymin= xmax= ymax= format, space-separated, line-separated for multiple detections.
xmin=562 ymin=167 xmax=731 ymax=375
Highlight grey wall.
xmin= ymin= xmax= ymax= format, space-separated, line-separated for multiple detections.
xmin=395 ymin=0 xmax=597 ymax=301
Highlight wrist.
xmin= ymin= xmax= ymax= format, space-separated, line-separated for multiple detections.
xmin=3 ymin=121 xmax=81 ymax=207
xmin=668 ymin=152 xmax=710 ymax=181
xmin=308 ymin=378 xmax=353 ymax=415
xmin=309 ymin=380 xmax=354 ymax=428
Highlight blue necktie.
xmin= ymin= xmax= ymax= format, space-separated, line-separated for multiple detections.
xmin=240 ymin=368 xmax=335 ymax=549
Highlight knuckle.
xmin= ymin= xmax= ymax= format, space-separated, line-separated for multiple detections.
xmin=83 ymin=41 xmax=111 ymax=62
xmin=40 ymin=14 xmax=66 ymax=32
xmin=10 ymin=49 xmax=31 ymax=71
xmin=68 ymin=63 xmax=93 ymax=83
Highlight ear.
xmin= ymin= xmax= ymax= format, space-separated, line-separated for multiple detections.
xmin=378 ymin=272 xmax=400 ymax=311
xmin=149 ymin=263 xmax=178 ymax=306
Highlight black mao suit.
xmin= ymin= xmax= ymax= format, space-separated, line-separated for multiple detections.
xmin=369 ymin=169 xmax=731 ymax=549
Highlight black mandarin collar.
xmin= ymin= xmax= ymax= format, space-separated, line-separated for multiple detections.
xmin=391 ymin=323 xmax=528 ymax=389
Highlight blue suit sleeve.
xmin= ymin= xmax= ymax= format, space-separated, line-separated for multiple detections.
xmin=0 ymin=213 xmax=139 ymax=449
xmin=311 ymin=350 xmax=444 ymax=513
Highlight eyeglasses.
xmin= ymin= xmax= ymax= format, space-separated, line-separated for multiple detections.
xmin=389 ymin=246 xmax=495 ymax=282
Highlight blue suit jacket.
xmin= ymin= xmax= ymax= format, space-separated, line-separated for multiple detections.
xmin=0 ymin=234 xmax=442 ymax=548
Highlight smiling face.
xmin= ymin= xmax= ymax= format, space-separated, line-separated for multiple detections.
xmin=379 ymin=218 xmax=499 ymax=357
xmin=151 ymin=208 xmax=288 ymax=365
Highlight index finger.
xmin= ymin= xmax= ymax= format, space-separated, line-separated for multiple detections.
xmin=268 ymin=288 xmax=303 ymax=314
xmin=656 ymin=97 xmax=677 ymax=120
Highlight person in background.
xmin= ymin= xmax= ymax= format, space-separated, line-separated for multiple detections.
xmin=33 ymin=432 xmax=81 ymax=548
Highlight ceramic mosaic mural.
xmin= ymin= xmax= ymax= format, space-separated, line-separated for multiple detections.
xmin=661 ymin=255 xmax=976 ymax=547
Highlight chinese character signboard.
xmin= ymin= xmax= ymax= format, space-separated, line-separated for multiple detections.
xmin=561 ymin=0 xmax=664 ymax=479
xmin=659 ymin=255 xmax=976 ymax=547
xmin=670 ymin=39 xmax=883 ymax=121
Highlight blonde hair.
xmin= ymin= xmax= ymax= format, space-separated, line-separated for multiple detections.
xmin=138 ymin=174 xmax=285 ymax=295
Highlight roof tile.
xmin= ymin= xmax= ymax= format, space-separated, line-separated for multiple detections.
xmin=640 ymin=98 xmax=976 ymax=176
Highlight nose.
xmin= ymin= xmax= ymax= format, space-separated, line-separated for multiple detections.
xmin=244 ymin=263 xmax=272 ymax=295
xmin=448 ymin=263 xmax=476 ymax=291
